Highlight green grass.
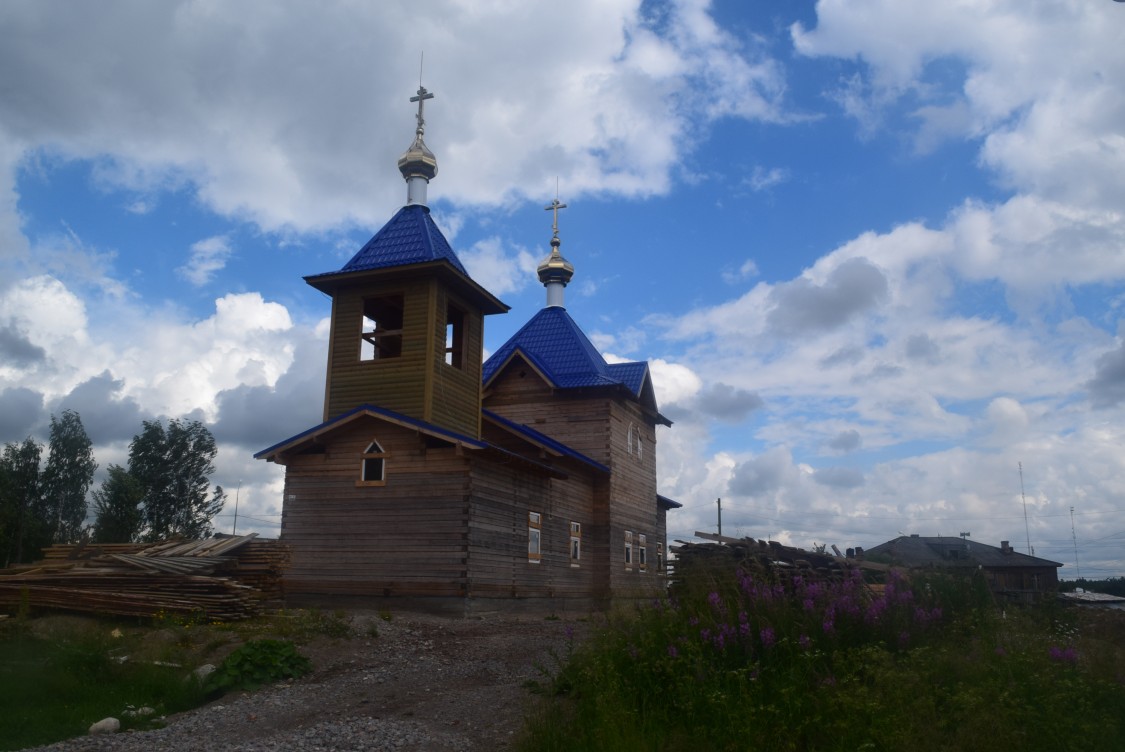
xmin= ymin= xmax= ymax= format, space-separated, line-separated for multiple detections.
xmin=0 ymin=618 xmax=208 ymax=750
xmin=517 ymin=568 xmax=1125 ymax=752
xmin=0 ymin=607 xmax=343 ymax=751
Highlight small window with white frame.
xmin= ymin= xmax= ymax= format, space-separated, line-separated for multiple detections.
xmin=569 ymin=521 xmax=581 ymax=566
xmin=639 ymin=534 xmax=647 ymax=571
xmin=359 ymin=439 xmax=387 ymax=485
xmin=528 ymin=511 xmax=542 ymax=563
xmin=624 ymin=530 xmax=633 ymax=569
xmin=657 ymin=541 xmax=664 ymax=572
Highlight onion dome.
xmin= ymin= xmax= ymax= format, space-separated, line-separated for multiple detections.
xmin=398 ymin=85 xmax=438 ymax=205
xmin=538 ymin=198 xmax=574 ymax=307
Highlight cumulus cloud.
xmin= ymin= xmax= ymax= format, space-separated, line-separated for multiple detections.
xmin=0 ymin=321 xmax=46 ymax=367
xmin=0 ymin=0 xmax=795 ymax=233
xmin=51 ymin=371 xmax=151 ymax=445
xmin=458 ymin=237 xmax=538 ymax=297
xmin=1087 ymin=339 xmax=1125 ymax=408
xmin=729 ymin=447 xmax=796 ymax=497
xmin=694 ymin=382 xmax=764 ymax=423
xmin=827 ymin=429 xmax=862 ymax=454
xmin=0 ymin=386 xmax=44 ymax=442
xmin=766 ymin=257 xmax=889 ymax=336
xmin=178 ymin=235 xmax=233 ymax=287
xmin=812 ymin=466 xmax=865 ymax=489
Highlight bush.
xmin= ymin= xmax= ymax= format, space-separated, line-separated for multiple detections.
xmin=206 ymin=638 xmax=311 ymax=694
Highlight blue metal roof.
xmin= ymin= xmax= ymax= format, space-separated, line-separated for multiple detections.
xmin=483 ymin=307 xmax=629 ymax=390
xmin=607 ymin=361 xmax=649 ymax=396
xmin=308 ymin=204 xmax=469 ymax=280
xmin=483 ymin=409 xmax=610 ymax=474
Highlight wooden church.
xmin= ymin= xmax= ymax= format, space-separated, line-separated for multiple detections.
xmin=256 ymin=85 xmax=679 ymax=613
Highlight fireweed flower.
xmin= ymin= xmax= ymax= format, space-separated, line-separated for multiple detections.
xmin=760 ymin=626 xmax=776 ymax=649
xmin=798 ymin=634 xmax=812 ymax=650
xmin=667 ymin=644 xmax=679 ymax=658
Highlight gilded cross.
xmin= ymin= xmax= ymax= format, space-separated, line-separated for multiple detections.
xmin=545 ymin=197 xmax=567 ymax=238
xmin=410 ymin=85 xmax=434 ymax=136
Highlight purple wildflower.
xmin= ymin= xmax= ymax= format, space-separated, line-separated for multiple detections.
xmin=760 ymin=626 xmax=776 ymax=649
xmin=798 ymin=634 xmax=812 ymax=651
xmin=667 ymin=644 xmax=679 ymax=658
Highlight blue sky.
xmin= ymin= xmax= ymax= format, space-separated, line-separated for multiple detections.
xmin=2 ymin=0 xmax=1124 ymax=577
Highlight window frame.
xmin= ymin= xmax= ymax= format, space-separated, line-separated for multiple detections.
xmin=357 ymin=439 xmax=388 ymax=486
xmin=639 ymin=533 xmax=648 ymax=572
xmin=528 ymin=511 xmax=542 ymax=563
xmin=624 ymin=530 xmax=633 ymax=569
xmin=569 ymin=521 xmax=581 ymax=566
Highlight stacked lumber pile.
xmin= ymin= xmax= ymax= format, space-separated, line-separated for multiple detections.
xmin=669 ymin=531 xmax=886 ymax=591
xmin=0 ymin=534 xmax=290 ymax=621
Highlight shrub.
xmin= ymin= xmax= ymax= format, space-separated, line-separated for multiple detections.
xmin=205 ymin=638 xmax=310 ymax=694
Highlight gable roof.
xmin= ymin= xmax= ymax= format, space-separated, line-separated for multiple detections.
xmin=483 ymin=306 xmax=614 ymax=388
xmin=482 ymin=308 xmax=670 ymax=425
xmin=866 ymin=536 xmax=1063 ymax=569
xmin=255 ymin=403 xmax=487 ymax=461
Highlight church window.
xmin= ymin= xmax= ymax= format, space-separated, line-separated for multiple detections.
xmin=639 ymin=534 xmax=647 ymax=571
xmin=360 ymin=294 xmax=404 ymax=361
xmin=624 ymin=530 xmax=633 ymax=569
xmin=570 ymin=522 xmax=581 ymax=566
xmin=445 ymin=303 xmax=465 ymax=369
xmin=359 ymin=439 xmax=387 ymax=485
xmin=626 ymin=423 xmax=643 ymax=459
xmin=528 ymin=511 xmax=542 ymax=563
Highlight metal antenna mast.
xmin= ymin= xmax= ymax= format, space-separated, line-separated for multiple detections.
xmin=1019 ymin=462 xmax=1033 ymax=555
xmin=1070 ymin=505 xmax=1081 ymax=580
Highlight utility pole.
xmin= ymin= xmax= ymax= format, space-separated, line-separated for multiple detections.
xmin=716 ymin=497 xmax=722 ymax=542
xmin=232 ymin=479 xmax=241 ymax=535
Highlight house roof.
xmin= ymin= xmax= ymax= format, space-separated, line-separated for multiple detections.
xmin=865 ymin=536 xmax=1063 ymax=569
xmin=657 ymin=494 xmax=683 ymax=510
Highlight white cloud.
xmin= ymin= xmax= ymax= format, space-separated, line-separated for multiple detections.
xmin=458 ymin=237 xmax=538 ymax=296
xmin=0 ymin=0 xmax=795 ymax=235
xmin=178 ymin=235 xmax=233 ymax=286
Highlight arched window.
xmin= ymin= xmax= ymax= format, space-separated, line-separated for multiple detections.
xmin=360 ymin=439 xmax=387 ymax=484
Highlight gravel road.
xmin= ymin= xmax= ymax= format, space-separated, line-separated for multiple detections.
xmin=24 ymin=612 xmax=584 ymax=752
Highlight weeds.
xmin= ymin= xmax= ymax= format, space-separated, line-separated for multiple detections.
xmin=516 ymin=566 xmax=1125 ymax=751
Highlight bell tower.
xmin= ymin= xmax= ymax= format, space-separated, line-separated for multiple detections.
xmin=305 ymin=84 xmax=507 ymax=438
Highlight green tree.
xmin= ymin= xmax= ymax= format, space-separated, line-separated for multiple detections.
xmin=91 ymin=464 xmax=144 ymax=543
xmin=40 ymin=409 xmax=98 ymax=543
xmin=128 ymin=418 xmax=226 ymax=541
xmin=0 ymin=438 xmax=44 ymax=566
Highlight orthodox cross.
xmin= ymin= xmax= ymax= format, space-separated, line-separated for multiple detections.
xmin=545 ymin=197 xmax=567 ymax=239
xmin=410 ymin=85 xmax=433 ymax=137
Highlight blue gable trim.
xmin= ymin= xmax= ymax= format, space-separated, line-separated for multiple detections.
xmin=255 ymin=403 xmax=486 ymax=460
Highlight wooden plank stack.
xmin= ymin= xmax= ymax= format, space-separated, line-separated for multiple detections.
xmin=0 ymin=534 xmax=290 ymax=621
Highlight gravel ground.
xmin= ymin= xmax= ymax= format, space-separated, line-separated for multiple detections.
xmin=23 ymin=612 xmax=585 ymax=752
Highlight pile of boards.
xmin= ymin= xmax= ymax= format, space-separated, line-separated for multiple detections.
xmin=0 ymin=534 xmax=289 ymax=621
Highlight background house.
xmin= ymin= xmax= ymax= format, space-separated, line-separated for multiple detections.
xmin=256 ymin=86 xmax=678 ymax=614
xmin=865 ymin=535 xmax=1062 ymax=603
